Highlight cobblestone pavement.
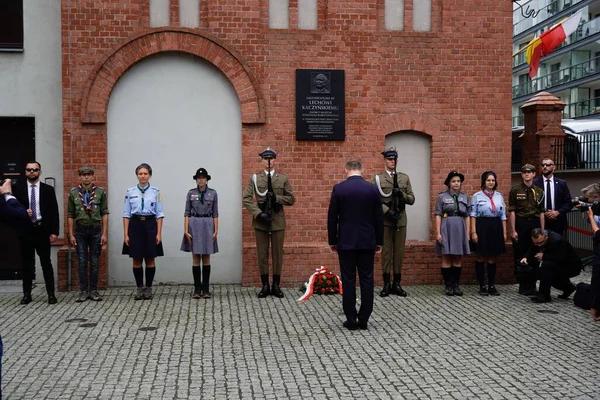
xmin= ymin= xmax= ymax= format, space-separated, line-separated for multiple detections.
xmin=1 ymin=271 xmax=599 ymax=400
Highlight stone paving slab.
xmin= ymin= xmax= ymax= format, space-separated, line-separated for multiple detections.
xmin=1 ymin=271 xmax=599 ymax=399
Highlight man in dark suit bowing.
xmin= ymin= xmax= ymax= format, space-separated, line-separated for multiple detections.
xmin=15 ymin=161 xmax=60 ymax=305
xmin=327 ymin=160 xmax=384 ymax=331
xmin=533 ymin=158 xmax=572 ymax=236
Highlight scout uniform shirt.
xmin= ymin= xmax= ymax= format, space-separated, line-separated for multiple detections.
xmin=242 ymin=170 xmax=295 ymax=231
xmin=123 ymin=185 xmax=164 ymax=218
xmin=184 ymin=187 xmax=219 ymax=218
xmin=470 ymin=191 xmax=507 ymax=220
xmin=435 ymin=190 xmax=469 ymax=217
xmin=67 ymin=184 xmax=109 ymax=225
xmin=372 ymin=171 xmax=415 ymax=228
xmin=508 ymin=183 xmax=545 ymax=218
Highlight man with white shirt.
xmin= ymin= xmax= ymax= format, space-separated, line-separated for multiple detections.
xmin=533 ymin=158 xmax=572 ymax=236
xmin=15 ymin=161 xmax=60 ymax=305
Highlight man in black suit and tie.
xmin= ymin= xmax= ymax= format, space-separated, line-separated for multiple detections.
xmin=327 ymin=160 xmax=384 ymax=330
xmin=533 ymin=158 xmax=572 ymax=236
xmin=15 ymin=161 xmax=60 ymax=305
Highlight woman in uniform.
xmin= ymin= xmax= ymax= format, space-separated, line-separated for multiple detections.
xmin=470 ymin=171 xmax=507 ymax=296
xmin=122 ymin=163 xmax=164 ymax=300
xmin=181 ymin=168 xmax=219 ymax=299
xmin=435 ymin=171 xmax=470 ymax=296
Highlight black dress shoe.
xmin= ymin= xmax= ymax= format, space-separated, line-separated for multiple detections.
xmin=271 ymin=284 xmax=284 ymax=298
xmin=48 ymin=294 xmax=58 ymax=304
xmin=357 ymin=319 xmax=368 ymax=330
xmin=558 ymin=284 xmax=576 ymax=300
xmin=20 ymin=294 xmax=32 ymax=305
xmin=342 ymin=321 xmax=357 ymax=331
xmin=531 ymin=294 xmax=551 ymax=303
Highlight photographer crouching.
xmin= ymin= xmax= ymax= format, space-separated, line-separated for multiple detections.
xmin=578 ymin=183 xmax=600 ymax=321
xmin=0 ymin=177 xmax=33 ymax=399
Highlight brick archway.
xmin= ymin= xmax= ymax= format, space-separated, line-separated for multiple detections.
xmin=80 ymin=28 xmax=265 ymax=124
xmin=377 ymin=112 xmax=441 ymax=139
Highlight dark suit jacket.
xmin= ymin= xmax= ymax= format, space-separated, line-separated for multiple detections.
xmin=327 ymin=175 xmax=384 ymax=251
xmin=526 ymin=230 xmax=582 ymax=277
xmin=533 ymin=176 xmax=572 ymax=231
xmin=15 ymin=181 xmax=60 ymax=236
xmin=0 ymin=196 xmax=33 ymax=234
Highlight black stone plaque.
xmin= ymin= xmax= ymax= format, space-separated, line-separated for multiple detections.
xmin=296 ymin=69 xmax=345 ymax=141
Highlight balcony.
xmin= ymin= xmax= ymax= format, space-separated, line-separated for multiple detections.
xmin=564 ymin=96 xmax=600 ymax=118
xmin=512 ymin=56 xmax=600 ymax=98
xmin=514 ymin=0 xmax=583 ymax=37
xmin=513 ymin=14 xmax=600 ymax=68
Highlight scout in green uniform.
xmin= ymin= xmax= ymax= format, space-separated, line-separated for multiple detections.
xmin=372 ymin=147 xmax=415 ymax=297
xmin=508 ymin=164 xmax=545 ymax=296
xmin=243 ymin=147 xmax=296 ymax=298
xmin=67 ymin=166 xmax=109 ymax=302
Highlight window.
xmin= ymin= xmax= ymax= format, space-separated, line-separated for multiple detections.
xmin=0 ymin=0 xmax=24 ymax=51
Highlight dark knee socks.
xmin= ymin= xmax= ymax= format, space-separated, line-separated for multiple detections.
xmin=145 ymin=267 xmax=156 ymax=288
xmin=475 ymin=261 xmax=485 ymax=286
xmin=192 ymin=266 xmax=202 ymax=291
xmin=202 ymin=265 xmax=211 ymax=292
xmin=133 ymin=268 xmax=144 ymax=287
xmin=487 ymin=263 xmax=497 ymax=287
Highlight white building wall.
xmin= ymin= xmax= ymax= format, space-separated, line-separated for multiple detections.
xmin=0 ymin=0 xmax=63 ymax=271
xmin=107 ymin=53 xmax=243 ymax=286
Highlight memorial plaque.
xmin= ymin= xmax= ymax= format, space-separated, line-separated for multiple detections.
xmin=296 ymin=69 xmax=345 ymax=141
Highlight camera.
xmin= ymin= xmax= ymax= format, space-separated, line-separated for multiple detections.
xmin=572 ymin=198 xmax=600 ymax=215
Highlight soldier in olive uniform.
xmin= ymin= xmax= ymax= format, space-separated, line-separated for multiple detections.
xmin=67 ymin=166 xmax=109 ymax=302
xmin=372 ymin=147 xmax=415 ymax=297
xmin=243 ymin=147 xmax=296 ymax=298
xmin=509 ymin=164 xmax=545 ymax=296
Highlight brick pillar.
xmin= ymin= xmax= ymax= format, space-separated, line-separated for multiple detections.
xmin=521 ymin=91 xmax=566 ymax=166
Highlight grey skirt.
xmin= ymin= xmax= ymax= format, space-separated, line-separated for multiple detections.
xmin=180 ymin=217 xmax=219 ymax=255
xmin=435 ymin=216 xmax=470 ymax=256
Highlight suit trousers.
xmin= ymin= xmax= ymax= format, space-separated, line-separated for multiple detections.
xmin=382 ymin=225 xmax=407 ymax=274
xmin=255 ymin=229 xmax=284 ymax=275
xmin=20 ymin=225 xmax=55 ymax=295
xmin=338 ymin=249 xmax=375 ymax=324
xmin=544 ymin=217 xmax=567 ymax=237
xmin=538 ymin=260 xmax=573 ymax=296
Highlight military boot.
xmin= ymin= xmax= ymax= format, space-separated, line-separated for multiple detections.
xmin=271 ymin=275 xmax=284 ymax=298
xmin=379 ymin=273 xmax=391 ymax=297
xmin=391 ymin=273 xmax=407 ymax=297
xmin=258 ymin=274 xmax=270 ymax=298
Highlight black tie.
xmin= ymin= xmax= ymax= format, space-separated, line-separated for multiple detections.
xmin=546 ymin=179 xmax=552 ymax=210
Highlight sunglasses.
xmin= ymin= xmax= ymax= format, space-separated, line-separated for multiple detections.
xmin=541 ymin=163 xmax=554 ymax=166
xmin=25 ymin=168 xmax=40 ymax=172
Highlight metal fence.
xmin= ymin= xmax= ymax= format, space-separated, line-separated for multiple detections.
xmin=566 ymin=209 xmax=594 ymax=251
xmin=552 ymin=133 xmax=600 ymax=170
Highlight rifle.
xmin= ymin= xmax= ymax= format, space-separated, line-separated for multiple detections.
xmin=265 ymin=158 xmax=274 ymax=235
xmin=390 ymin=154 xmax=405 ymax=230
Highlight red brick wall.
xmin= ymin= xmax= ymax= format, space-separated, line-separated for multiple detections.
xmin=58 ymin=0 xmax=514 ymax=290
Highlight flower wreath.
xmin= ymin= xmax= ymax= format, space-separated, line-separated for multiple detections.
xmin=296 ymin=266 xmax=343 ymax=302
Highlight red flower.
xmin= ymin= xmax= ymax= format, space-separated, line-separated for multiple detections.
xmin=320 ymin=288 xmax=326 ymax=294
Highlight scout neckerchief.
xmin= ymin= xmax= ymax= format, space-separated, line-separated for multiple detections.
xmin=197 ymin=186 xmax=207 ymax=204
xmin=137 ymin=184 xmax=149 ymax=210
xmin=78 ymin=184 xmax=96 ymax=214
xmin=450 ymin=190 xmax=459 ymax=214
xmin=483 ymin=190 xmax=497 ymax=213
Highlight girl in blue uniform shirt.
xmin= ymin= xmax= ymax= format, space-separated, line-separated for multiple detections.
xmin=122 ymin=163 xmax=164 ymax=300
xmin=469 ymin=171 xmax=507 ymax=296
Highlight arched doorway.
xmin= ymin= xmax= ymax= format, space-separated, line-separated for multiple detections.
xmin=106 ymin=52 xmax=242 ymax=285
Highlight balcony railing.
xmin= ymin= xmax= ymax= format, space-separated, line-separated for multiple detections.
xmin=514 ymin=0 xmax=583 ymax=36
xmin=513 ymin=115 xmax=525 ymax=127
xmin=512 ymin=56 xmax=600 ymax=98
xmin=513 ymin=97 xmax=600 ymax=128
xmin=513 ymin=14 xmax=600 ymax=68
